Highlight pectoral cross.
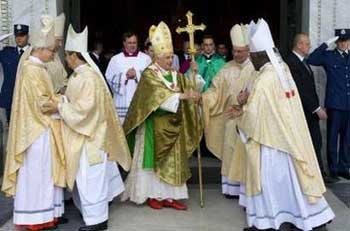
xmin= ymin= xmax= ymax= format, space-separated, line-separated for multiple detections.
xmin=176 ymin=11 xmax=206 ymax=59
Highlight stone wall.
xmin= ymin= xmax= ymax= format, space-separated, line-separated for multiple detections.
xmin=0 ymin=0 xmax=59 ymax=178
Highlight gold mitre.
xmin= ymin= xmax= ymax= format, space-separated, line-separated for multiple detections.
xmin=230 ymin=23 xmax=249 ymax=47
xmin=149 ymin=21 xmax=173 ymax=55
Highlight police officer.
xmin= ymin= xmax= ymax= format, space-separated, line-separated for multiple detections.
xmin=308 ymin=29 xmax=350 ymax=180
xmin=0 ymin=24 xmax=30 ymax=123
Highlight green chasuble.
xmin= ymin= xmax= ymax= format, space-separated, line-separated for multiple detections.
xmin=124 ymin=65 xmax=202 ymax=186
xmin=187 ymin=53 xmax=226 ymax=92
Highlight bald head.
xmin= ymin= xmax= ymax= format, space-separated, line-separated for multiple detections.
xmin=293 ymin=33 xmax=311 ymax=57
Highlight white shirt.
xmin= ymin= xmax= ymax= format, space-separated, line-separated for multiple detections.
xmin=337 ymin=49 xmax=349 ymax=57
xmin=172 ymin=54 xmax=180 ymax=71
xmin=17 ymin=45 xmax=30 ymax=54
xmin=292 ymin=50 xmax=305 ymax=62
xmin=91 ymin=52 xmax=99 ymax=61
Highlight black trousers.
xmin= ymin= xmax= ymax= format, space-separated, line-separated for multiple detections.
xmin=306 ymin=115 xmax=324 ymax=173
xmin=327 ymin=109 xmax=350 ymax=174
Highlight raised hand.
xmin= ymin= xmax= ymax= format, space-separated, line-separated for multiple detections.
xmin=126 ymin=67 xmax=137 ymax=79
xmin=225 ymin=105 xmax=243 ymax=120
xmin=237 ymin=89 xmax=249 ymax=105
xmin=326 ymin=36 xmax=339 ymax=46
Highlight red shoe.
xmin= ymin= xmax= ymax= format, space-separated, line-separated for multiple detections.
xmin=147 ymin=198 xmax=163 ymax=209
xmin=163 ymin=199 xmax=187 ymax=210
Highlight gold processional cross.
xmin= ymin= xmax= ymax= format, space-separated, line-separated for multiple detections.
xmin=176 ymin=11 xmax=206 ymax=208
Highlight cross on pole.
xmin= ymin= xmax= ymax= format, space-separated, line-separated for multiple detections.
xmin=176 ymin=11 xmax=206 ymax=59
xmin=176 ymin=11 xmax=206 ymax=208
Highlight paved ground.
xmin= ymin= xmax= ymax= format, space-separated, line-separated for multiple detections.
xmin=0 ymin=184 xmax=349 ymax=231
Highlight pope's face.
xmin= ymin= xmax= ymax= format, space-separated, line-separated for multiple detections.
xmin=233 ymin=46 xmax=249 ymax=64
xmin=123 ymin=35 xmax=138 ymax=54
xmin=156 ymin=53 xmax=174 ymax=71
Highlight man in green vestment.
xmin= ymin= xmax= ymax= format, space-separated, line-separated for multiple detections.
xmin=186 ymin=34 xmax=226 ymax=92
xmin=121 ymin=21 xmax=202 ymax=211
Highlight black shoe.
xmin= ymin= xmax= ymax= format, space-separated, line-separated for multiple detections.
xmin=224 ymin=194 xmax=239 ymax=199
xmin=57 ymin=216 xmax=69 ymax=224
xmin=339 ymin=171 xmax=350 ymax=179
xmin=329 ymin=172 xmax=340 ymax=181
xmin=78 ymin=220 xmax=108 ymax=231
xmin=323 ymin=175 xmax=339 ymax=184
xmin=243 ymin=227 xmax=259 ymax=231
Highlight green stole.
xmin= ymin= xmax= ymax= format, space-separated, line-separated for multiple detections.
xmin=196 ymin=53 xmax=226 ymax=92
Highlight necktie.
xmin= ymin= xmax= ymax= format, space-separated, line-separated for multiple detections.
xmin=302 ymin=59 xmax=312 ymax=75
xmin=19 ymin=49 xmax=24 ymax=58
xmin=342 ymin=52 xmax=349 ymax=59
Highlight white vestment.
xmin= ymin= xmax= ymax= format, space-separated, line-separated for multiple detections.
xmin=13 ymin=130 xmax=64 ymax=225
xmin=105 ymin=52 xmax=151 ymax=123
xmin=239 ymin=144 xmax=335 ymax=231
xmin=121 ymin=94 xmax=188 ymax=204
xmin=222 ymin=176 xmax=240 ymax=196
xmin=172 ymin=54 xmax=180 ymax=71
xmin=73 ymin=146 xmax=124 ymax=226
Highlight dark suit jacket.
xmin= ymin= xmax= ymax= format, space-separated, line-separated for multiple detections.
xmin=89 ymin=52 xmax=112 ymax=94
xmin=286 ymin=52 xmax=322 ymax=154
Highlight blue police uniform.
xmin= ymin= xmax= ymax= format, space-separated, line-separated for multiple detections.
xmin=308 ymin=29 xmax=350 ymax=176
xmin=0 ymin=24 xmax=29 ymax=121
xmin=0 ymin=47 xmax=21 ymax=116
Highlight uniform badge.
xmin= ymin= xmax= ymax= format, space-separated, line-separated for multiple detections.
xmin=341 ymin=29 xmax=346 ymax=35
xmin=16 ymin=24 xmax=22 ymax=30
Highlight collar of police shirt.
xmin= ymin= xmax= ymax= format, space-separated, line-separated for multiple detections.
xmin=17 ymin=44 xmax=30 ymax=54
xmin=337 ymin=48 xmax=349 ymax=56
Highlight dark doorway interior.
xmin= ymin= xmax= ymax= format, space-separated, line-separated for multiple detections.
xmin=79 ymin=0 xmax=282 ymax=53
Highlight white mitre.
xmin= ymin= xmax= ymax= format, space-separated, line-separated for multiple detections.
xmin=31 ymin=15 xmax=55 ymax=48
xmin=230 ymin=24 xmax=249 ymax=47
xmin=65 ymin=24 xmax=110 ymax=92
xmin=249 ymin=18 xmax=293 ymax=97
xmin=54 ymin=13 xmax=66 ymax=37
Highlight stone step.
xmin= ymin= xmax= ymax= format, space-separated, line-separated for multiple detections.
xmin=189 ymin=157 xmax=221 ymax=184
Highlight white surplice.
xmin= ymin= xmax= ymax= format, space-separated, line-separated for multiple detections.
xmin=105 ymin=52 xmax=151 ymax=123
